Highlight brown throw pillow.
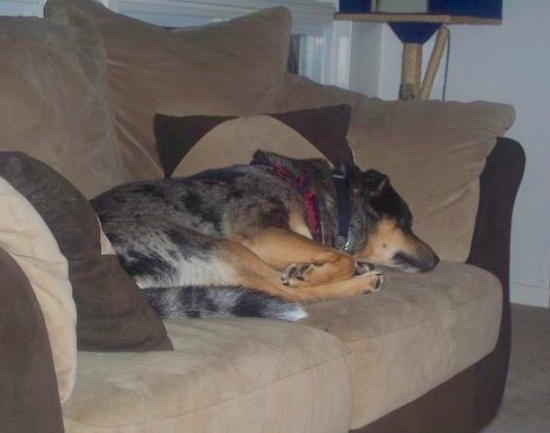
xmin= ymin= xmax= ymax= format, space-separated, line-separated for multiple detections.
xmin=0 ymin=152 xmax=172 ymax=352
xmin=45 ymin=0 xmax=292 ymax=181
xmin=154 ymin=104 xmax=354 ymax=178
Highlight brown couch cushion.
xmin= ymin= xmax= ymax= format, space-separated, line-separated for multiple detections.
xmin=0 ymin=15 xmax=125 ymax=198
xmin=0 ymin=152 xmax=172 ymax=352
xmin=0 ymin=248 xmax=65 ymax=433
xmin=46 ymin=0 xmax=292 ymax=181
xmin=154 ymin=105 xmax=354 ymax=177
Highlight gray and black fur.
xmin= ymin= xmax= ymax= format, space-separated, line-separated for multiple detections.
xmin=91 ymin=151 xmax=438 ymax=321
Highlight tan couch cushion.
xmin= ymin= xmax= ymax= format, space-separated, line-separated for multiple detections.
xmin=0 ymin=16 xmax=125 ymax=198
xmin=302 ymin=262 xmax=503 ymax=429
xmin=274 ymin=74 xmax=515 ymax=261
xmin=0 ymin=176 xmax=77 ymax=403
xmin=62 ymin=319 xmax=353 ymax=433
xmin=46 ymin=0 xmax=292 ymax=182
xmin=348 ymin=99 xmax=515 ymax=262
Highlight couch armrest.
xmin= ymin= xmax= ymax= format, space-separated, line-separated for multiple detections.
xmin=466 ymin=137 xmax=525 ymax=430
xmin=467 ymin=137 xmax=525 ymax=292
xmin=0 ymin=247 xmax=65 ymax=433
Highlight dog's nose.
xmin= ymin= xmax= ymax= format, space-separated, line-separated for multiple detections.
xmin=393 ymin=239 xmax=439 ymax=273
xmin=418 ymin=247 xmax=439 ymax=272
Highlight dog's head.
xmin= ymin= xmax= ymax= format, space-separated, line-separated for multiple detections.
xmin=355 ymin=169 xmax=439 ymax=273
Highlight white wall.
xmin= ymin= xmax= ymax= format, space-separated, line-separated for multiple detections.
xmin=350 ymin=0 xmax=550 ymax=307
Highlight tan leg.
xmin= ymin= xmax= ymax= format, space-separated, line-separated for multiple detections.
xmin=237 ymin=227 xmax=357 ymax=286
xmin=216 ymin=239 xmax=384 ymax=303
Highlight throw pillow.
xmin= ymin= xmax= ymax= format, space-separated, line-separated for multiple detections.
xmin=155 ymin=105 xmax=354 ymax=178
xmin=0 ymin=15 xmax=125 ymax=198
xmin=45 ymin=0 xmax=292 ymax=181
xmin=0 ymin=176 xmax=77 ymax=403
xmin=0 ymin=152 xmax=173 ymax=354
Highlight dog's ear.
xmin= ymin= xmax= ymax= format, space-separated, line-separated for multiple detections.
xmin=363 ymin=169 xmax=390 ymax=197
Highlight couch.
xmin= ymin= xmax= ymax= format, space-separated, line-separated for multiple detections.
xmin=0 ymin=0 xmax=525 ymax=432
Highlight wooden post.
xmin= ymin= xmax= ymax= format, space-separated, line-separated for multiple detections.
xmin=400 ymin=43 xmax=422 ymax=100
xmin=419 ymin=25 xmax=449 ymax=100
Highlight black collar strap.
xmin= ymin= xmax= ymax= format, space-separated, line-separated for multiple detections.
xmin=332 ymin=163 xmax=353 ymax=252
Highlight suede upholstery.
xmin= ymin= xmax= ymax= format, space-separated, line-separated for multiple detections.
xmin=0 ymin=248 xmax=64 ymax=433
xmin=0 ymin=152 xmax=172 ymax=353
xmin=0 ymin=173 xmax=77 ymax=403
xmin=154 ymin=104 xmax=354 ymax=177
xmin=0 ymin=1 xmax=524 ymax=432
xmin=46 ymin=0 xmax=292 ymax=181
xmin=0 ymin=15 xmax=125 ymax=198
xmin=63 ymin=320 xmax=353 ymax=433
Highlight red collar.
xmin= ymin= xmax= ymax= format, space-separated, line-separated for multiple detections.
xmin=257 ymin=161 xmax=323 ymax=243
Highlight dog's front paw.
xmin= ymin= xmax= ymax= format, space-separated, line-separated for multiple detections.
xmin=360 ymin=268 xmax=384 ymax=293
xmin=354 ymin=261 xmax=376 ymax=275
xmin=281 ymin=263 xmax=316 ymax=287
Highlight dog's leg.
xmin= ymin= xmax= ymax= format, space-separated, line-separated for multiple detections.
xmin=218 ymin=239 xmax=383 ymax=302
xmin=239 ymin=227 xmax=362 ymax=286
xmin=221 ymin=235 xmax=383 ymax=302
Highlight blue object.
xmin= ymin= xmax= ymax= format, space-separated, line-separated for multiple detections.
xmin=338 ymin=0 xmax=502 ymax=19
xmin=339 ymin=0 xmax=371 ymax=13
xmin=389 ymin=22 xmax=440 ymax=44
xmin=430 ymin=0 xmax=502 ymax=19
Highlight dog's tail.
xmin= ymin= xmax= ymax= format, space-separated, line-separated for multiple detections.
xmin=141 ymin=286 xmax=307 ymax=321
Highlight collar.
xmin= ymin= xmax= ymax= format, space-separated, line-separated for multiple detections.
xmin=253 ymin=158 xmax=353 ymax=252
xmin=253 ymin=160 xmax=323 ymax=243
xmin=332 ymin=163 xmax=353 ymax=252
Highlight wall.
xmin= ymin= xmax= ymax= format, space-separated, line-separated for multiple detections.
xmin=350 ymin=0 xmax=550 ymax=307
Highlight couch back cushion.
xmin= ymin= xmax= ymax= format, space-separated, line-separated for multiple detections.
xmin=348 ymin=99 xmax=515 ymax=262
xmin=46 ymin=0 xmax=292 ymax=181
xmin=273 ymin=75 xmax=515 ymax=262
xmin=0 ymin=16 xmax=125 ymax=198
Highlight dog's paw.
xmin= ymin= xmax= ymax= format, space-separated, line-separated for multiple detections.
xmin=359 ymin=268 xmax=384 ymax=293
xmin=281 ymin=263 xmax=316 ymax=287
xmin=354 ymin=261 xmax=376 ymax=275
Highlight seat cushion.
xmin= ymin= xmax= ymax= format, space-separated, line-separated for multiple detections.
xmin=62 ymin=319 xmax=353 ymax=433
xmin=301 ymin=261 xmax=503 ymax=429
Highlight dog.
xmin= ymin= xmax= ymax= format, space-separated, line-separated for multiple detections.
xmin=91 ymin=150 xmax=438 ymax=321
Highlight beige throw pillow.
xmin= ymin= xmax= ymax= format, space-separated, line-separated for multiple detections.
xmin=0 ymin=177 xmax=77 ymax=403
